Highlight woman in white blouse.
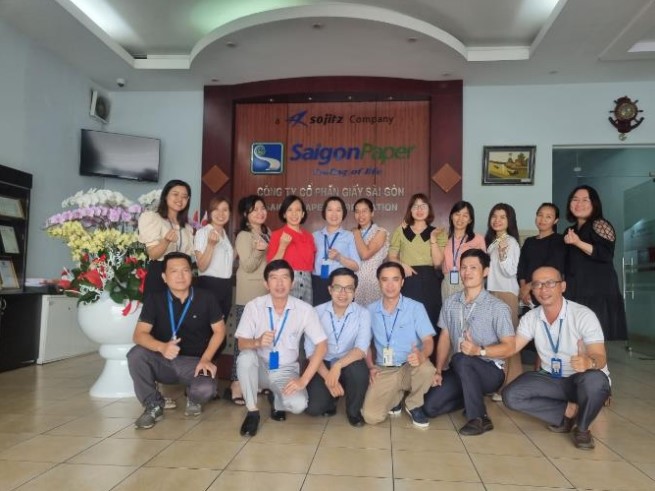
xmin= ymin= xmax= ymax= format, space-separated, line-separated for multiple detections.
xmin=194 ymin=196 xmax=234 ymax=320
xmin=138 ymin=179 xmax=194 ymax=294
xmin=484 ymin=202 xmax=522 ymax=391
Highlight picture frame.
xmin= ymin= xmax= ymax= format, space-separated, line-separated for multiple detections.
xmin=0 ymin=259 xmax=19 ymax=289
xmin=482 ymin=145 xmax=536 ymax=185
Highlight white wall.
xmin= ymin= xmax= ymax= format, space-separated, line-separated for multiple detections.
xmin=463 ymin=83 xmax=655 ymax=231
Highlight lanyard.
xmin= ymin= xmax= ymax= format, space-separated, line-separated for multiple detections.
xmin=361 ymin=224 xmax=373 ymax=240
xmin=329 ymin=311 xmax=352 ymax=349
xmin=323 ymin=232 xmax=340 ymax=260
xmin=541 ymin=301 xmax=568 ymax=355
xmin=167 ymin=288 xmax=194 ymax=340
xmin=460 ymin=300 xmax=476 ymax=337
xmin=168 ymin=220 xmax=183 ymax=252
xmin=381 ymin=298 xmax=402 ymax=347
xmin=451 ymin=235 xmax=467 ymax=270
xmin=267 ymin=307 xmax=290 ymax=348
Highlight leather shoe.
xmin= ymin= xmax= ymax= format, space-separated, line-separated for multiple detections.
xmin=348 ymin=414 xmax=364 ymax=427
xmin=548 ymin=416 xmax=575 ymax=433
xmin=267 ymin=391 xmax=286 ymax=421
xmin=322 ymin=408 xmax=337 ymax=417
xmin=459 ymin=416 xmax=493 ymax=436
xmin=240 ymin=411 xmax=260 ymax=437
xmin=572 ymin=428 xmax=595 ymax=450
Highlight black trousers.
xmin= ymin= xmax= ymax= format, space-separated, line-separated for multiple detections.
xmin=311 ymin=275 xmax=331 ymax=306
xmin=195 ymin=275 xmax=232 ymax=324
xmin=423 ymin=353 xmax=504 ymax=420
xmin=306 ymin=359 xmax=369 ymax=419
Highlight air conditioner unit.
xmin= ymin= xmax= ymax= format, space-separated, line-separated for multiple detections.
xmin=90 ymin=90 xmax=110 ymax=123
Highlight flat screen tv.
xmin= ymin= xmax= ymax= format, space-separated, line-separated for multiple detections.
xmin=80 ymin=129 xmax=160 ymax=182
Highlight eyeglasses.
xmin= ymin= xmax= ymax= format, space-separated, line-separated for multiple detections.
xmin=530 ymin=280 xmax=562 ymax=290
xmin=330 ymin=285 xmax=356 ymax=294
xmin=411 ymin=204 xmax=429 ymax=211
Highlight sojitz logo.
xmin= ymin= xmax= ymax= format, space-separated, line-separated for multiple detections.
xmin=251 ymin=143 xmax=284 ymax=174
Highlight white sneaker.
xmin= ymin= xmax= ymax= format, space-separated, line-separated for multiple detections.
xmin=491 ymin=392 xmax=503 ymax=402
xmin=185 ymin=399 xmax=202 ymax=417
xmin=164 ymin=397 xmax=177 ymax=410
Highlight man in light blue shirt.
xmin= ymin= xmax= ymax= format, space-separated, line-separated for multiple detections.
xmin=361 ymin=261 xmax=436 ymax=428
xmin=305 ymin=268 xmax=371 ymax=427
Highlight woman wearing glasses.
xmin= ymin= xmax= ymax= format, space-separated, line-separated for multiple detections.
xmin=388 ymin=193 xmax=445 ymax=331
xmin=563 ymin=185 xmax=626 ymax=340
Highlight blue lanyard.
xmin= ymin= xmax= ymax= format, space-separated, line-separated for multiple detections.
xmin=167 ymin=288 xmax=194 ymax=340
xmin=267 ymin=307 xmax=290 ymax=348
xmin=381 ymin=299 xmax=401 ymax=347
xmin=329 ymin=311 xmax=352 ymax=348
xmin=323 ymin=232 xmax=340 ymax=260
xmin=361 ymin=225 xmax=373 ymax=240
xmin=451 ymin=235 xmax=466 ymax=270
xmin=541 ymin=301 xmax=568 ymax=355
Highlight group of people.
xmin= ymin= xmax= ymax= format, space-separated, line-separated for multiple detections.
xmin=126 ymin=179 xmax=624 ymax=450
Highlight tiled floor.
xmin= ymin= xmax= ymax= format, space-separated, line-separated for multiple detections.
xmin=1 ymin=341 xmax=654 ymax=490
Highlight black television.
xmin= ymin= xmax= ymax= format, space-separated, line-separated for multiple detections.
xmin=80 ymin=129 xmax=160 ymax=182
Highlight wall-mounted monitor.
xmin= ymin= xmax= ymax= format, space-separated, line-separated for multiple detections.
xmin=80 ymin=129 xmax=160 ymax=182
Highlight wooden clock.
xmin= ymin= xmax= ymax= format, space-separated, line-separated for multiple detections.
xmin=609 ymin=96 xmax=644 ymax=140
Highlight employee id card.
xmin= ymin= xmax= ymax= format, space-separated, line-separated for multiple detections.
xmin=320 ymin=260 xmax=330 ymax=279
xmin=269 ymin=350 xmax=280 ymax=370
xmin=550 ymin=357 xmax=562 ymax=378
xmin=450 ymin=270 xmax=459 ymax=285
xmin=382 ymin=347 xmax=394 ymax=366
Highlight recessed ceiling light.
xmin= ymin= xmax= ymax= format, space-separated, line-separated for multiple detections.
xmin=226 ymin=41 xmax=237 ymax=48
xmin=347 ymin=96 xmax=353 ymax=101
xmin=312 ymin=22 xmax=324 ymax=29
xmin=441 ymin=73 xmax=451 ymax=78
xmin=407 ymin=37 xmax=417 ymax=43
xmin=549 ymin=70 xmax=559 ymax=75
xmin=211 ymin=78 xmax=219 ymax=82
xmin=308 ymin=97 xmax=313 ymax=101
xmin=269 ymin=98 xmax=275 ymax=102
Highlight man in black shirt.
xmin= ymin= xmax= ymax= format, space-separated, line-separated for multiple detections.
xmin=127 ymin=252 xmax=226 ymax=429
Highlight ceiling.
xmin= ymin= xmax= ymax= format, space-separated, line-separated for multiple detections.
xmin=2 ymin=0 xmax=655 ymax=91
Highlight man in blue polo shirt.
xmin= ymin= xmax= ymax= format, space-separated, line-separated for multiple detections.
xmin=361 ymin=261 xmax=436 ymax=428
xmin=305 ymin=267 xmax=371 ymax=427
xmin=422 ymin=248 xmax=515 ymax=435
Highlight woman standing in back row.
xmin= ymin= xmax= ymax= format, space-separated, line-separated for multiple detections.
xmin=563 ymin=185 xmax=627 ymax=340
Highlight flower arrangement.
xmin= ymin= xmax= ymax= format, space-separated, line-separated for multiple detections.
xmin=45 ymin=189 xmax=149 ymax=314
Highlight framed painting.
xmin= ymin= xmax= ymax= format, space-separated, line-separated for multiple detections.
xmin=482 ymin=146 xmax=536 ymax=185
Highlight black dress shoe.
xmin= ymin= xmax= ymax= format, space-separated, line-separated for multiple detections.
xmin=548 ymin=416 xmax=575 ymax=433
xmin=459 ymin=417 xmax=493 ymax=436
xmin=348 ymin=414 xmax=364 ymax=427
xmin=322 ymin=408 xmax=337 ymax=417
xmin=240 ymin=411 xmax=260 ymax=436
xmin=572 ymin=428 xmax=595 ymax=449
xmin=267 ymin=391 xmax=287 ymax=421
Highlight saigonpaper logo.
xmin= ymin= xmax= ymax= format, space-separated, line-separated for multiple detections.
xmin=251 ymin=143 xmax=284 ymax=174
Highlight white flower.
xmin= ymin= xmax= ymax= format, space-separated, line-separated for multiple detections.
xmin=138 ymin=189 xmax=162 ymax=211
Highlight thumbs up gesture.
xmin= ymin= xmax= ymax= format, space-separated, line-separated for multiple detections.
xmin=407 ymin=343 xmax=424 ymax=367
xmin=570 ymin=339 xmax=588 ymax=373
xmin=460 ymin=330 xmax=477 ymax=356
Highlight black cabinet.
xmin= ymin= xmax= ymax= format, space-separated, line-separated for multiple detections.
xmin=0 ymin=292 xmax=42 ymax=371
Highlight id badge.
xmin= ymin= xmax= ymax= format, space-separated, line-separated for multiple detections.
xmin=449 ymin=270 xmax=459 ymax=285
xmin=269 ymin=350 xmax=280 ymax=370
xmin=320 ymin=261 xmax=330 ymax=279
xmin=550 ymin=357 xmax=562 ymax=378
xmin=382 ymin=347 xmax=394 ymax=366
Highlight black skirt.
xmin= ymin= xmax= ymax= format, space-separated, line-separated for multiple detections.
xmin=401 ymin=265 xmax=443 ymax=333
xmin=195 ymin=275 xmax=233 ymax=323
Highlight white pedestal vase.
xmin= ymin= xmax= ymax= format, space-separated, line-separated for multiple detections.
xmin=77 ymin=294 xmax=141 ymax=398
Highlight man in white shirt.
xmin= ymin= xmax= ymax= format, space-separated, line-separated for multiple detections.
xmin=305 ymin=268 xmax=371 ymax=427
xmin=235 ymin=259 xmax=328 ymax=437
xmin=502 ymin=266 xmax=611 ymax=450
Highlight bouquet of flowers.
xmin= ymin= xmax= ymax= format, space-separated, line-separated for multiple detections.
xmin=45 ymin=189 xmax=148 ymax=314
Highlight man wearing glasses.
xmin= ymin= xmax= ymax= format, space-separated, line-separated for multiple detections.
xmin=305 ymin=268 xmax=371 ymax=427
xmin=502 ymin=266 xmax=610 ymax=450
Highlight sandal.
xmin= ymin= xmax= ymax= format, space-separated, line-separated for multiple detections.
xmin=223 ymin=387 xmax=246 ymax=406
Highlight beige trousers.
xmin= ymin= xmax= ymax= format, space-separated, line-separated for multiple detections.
xmin=361 ymin=362 xmax=436 ymax=425
xmin=490 ymin=290 xmax=523 ymax=387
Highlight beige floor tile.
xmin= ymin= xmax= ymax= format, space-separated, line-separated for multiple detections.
xmin=207 ymin=470 xmax=304 ymax=491
xmin=471 ymin=454 xmax=571 ymax=487
xmin=0 ymin=413 xmax=77 ymax=434
xmin=178 ymin=419 xmax=246 ymax=442
xmin=463 ymin=431 xmax=543 ymax=457
xmin=110 ymin=416 xmax=199 ymax=440
xmin=303 ymin=474 xmax=393 ymax=491
xmin=310 ymin=446 xmax=392 ymax=477
xmin=391 ymin=427 xmax=466 ymax=453
xmin=0 ymin=435 xmax=100 ymax=463
xmin=0 ymin=432 xmax=36 ymax=452
xmin=145 ymin=440 xmax=245 ymax=469
xmin=45 ymin=416 xmax=133 ymax=437
xmin=0 ymin=461 xmax=54 ymax=491
xmin=92 ymin=400 xmax=144 ymax=419
xmin=391 ymin=413 xmax=452 ymax=431
xmin=227 ymin=442 xmax=316 ymax=473
xmin=14 ymin=463 xmax=136 ymax=491
xmin=634 ymin=462 xmax=655 ymax=480
xmin=320 ymin=424 xmax=390 ymax=449
xmin=393 ymin=450 xmax=478 ymax=482
xmin=485 ymin=486 xmax=574 ymax=491
xmin=602 ymin=437 xmax=655 ymax=463
xmin=68 ymin=438 xmax=171 ymax=466
xmin=112 ymin=467 xmax=219 ymax=491
xmin=525 ymin=430 xmax=622 ymax=461
xmin=277 ymin=411 xmax=329 ymax=426
xmin=553 ymin=458 xmax=655 ymax=490
xmin=254 ymin=422 xmax=325 ymax=446
xmin=394 ymin=479 xmax=485 ymax=491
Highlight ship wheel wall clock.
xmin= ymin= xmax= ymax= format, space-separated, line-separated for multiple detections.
xmin=609 ymin=96 xmax=644 ymax=140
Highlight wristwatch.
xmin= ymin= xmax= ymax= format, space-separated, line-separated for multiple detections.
xmin=479 ymin=347 xmax=487 ymax=357
xmin=590 ymin=357 xmax=597 ymax=369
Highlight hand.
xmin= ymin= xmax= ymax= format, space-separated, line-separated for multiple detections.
xmin=208 ymin=229 xmax=220 ymax=245
xmin=459 ymin=330 xmax=479 ymax=356
xmin=258 ymin=330 xmax=275 ymax=348
xmin=402 ymin=263 xmax=417 ymax=277
xmin=432 ymin=371 xmax=443 ymax=387
xmin=519 ymin=284 xmax=532 ymax=305
xmin=325 ymin=363 xmax=341 ymax=389
xmin=327 ymin=381 xmax=345 ymax=398
xmin=282 ymin=377 xmax=306 ymax=395
xmin=369 ymin=366 xmax=380 ymax=385
xmin=161 ymin=337 xmax=181 ymax=360
xmin=327 ymin=248 xmax=341 ymax=261
xmin=407 ymin=344 xmax=424 ymax=367
xmin=430 ymin=228 xmax=444 ymax=244
xmin=564 ymin=229 xmax=580 ymax=246
xmin=164 ymin=229 xmax=178 ymax=244
xmin=570 ymin=339 xmax=590 ymax=372
xmin=194 ymin=359 xmax=217 ymax=378
xmin=280 ymin=232 xmax=292 ymax=247
xmin=254 ymin=236 xmax=268 ymax=251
